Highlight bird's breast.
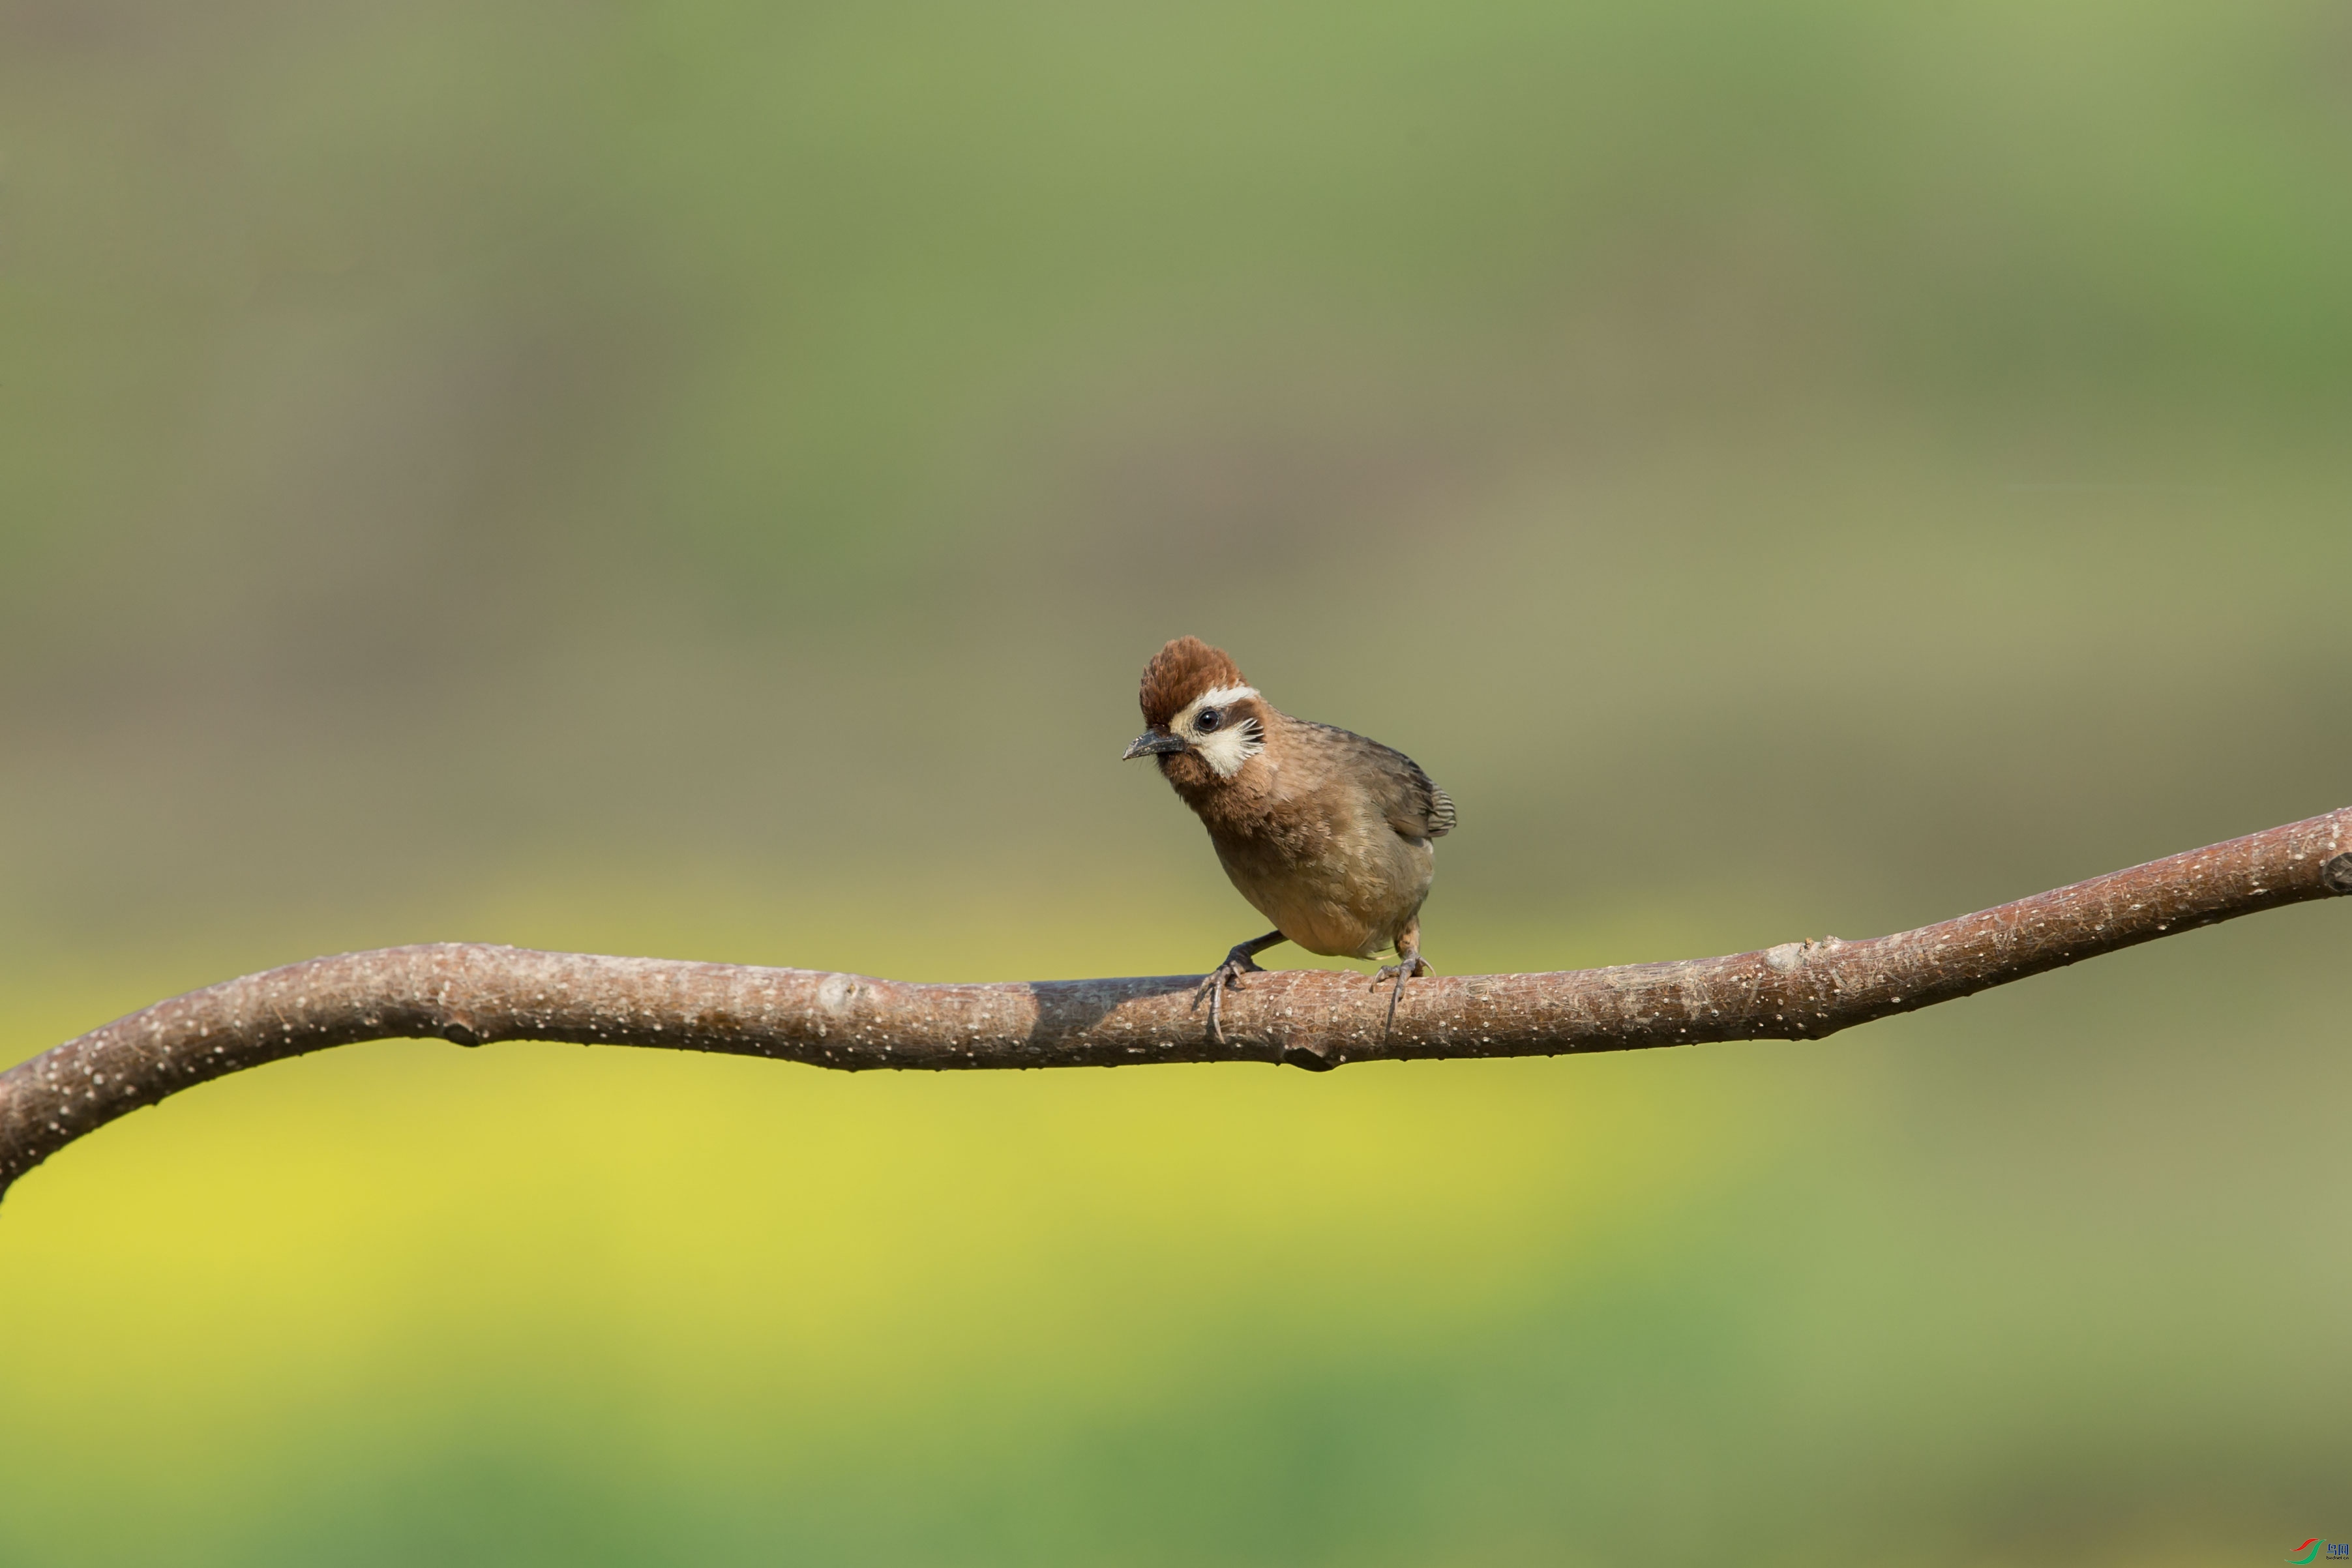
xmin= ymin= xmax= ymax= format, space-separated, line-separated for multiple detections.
xmin=1205 ymin=804 xmax=1433 ymax=960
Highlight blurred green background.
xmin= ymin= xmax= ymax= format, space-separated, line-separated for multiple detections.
xmin=3 ymin=1 xmax=2349 ymax=1561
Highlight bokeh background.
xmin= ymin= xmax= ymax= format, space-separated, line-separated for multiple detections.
xmin=4 ymin=1 xmax=2350 ymax=1562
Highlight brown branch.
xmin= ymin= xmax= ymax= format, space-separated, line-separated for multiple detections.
xmin=5 ymin=808 xmax=2349 ymax=1202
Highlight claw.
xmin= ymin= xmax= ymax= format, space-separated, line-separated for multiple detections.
xmin=1195 ymin=948 xmax=1264 ymax=1048
xmin=1370 ymin=952 xmax=1433 ymax=1041
xmin=1193 ymin=932 xmax=1284 ymax=1048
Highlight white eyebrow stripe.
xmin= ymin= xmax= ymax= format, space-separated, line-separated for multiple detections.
xmin=1191 ymin=685 xmax=1258 ymax=709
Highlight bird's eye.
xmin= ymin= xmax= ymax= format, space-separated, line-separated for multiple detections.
xmin=1196 ymin=707 xmax=1222 ymax=733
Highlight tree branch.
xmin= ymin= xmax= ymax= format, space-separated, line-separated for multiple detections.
xmin=5 ymin=808 xmax=2348 ymax=1201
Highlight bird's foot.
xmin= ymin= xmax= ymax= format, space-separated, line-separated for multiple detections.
xmin=1196 ymin=943 xmax=1269 ymax=1047
xmin=1370 ymin=952 xmax=1433 ymax=1039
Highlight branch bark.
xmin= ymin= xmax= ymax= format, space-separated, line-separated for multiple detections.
xmin=5 ymin=808 xmax=2348 ymax=1202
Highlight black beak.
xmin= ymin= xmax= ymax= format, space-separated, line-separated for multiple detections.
xmin=1122 ymin=729 xmax=1188 ymax=761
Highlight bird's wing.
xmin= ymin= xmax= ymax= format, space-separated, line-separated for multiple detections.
xmin=1305 ymin=722 xmax=1455 ymax=840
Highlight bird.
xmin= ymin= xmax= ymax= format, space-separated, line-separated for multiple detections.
xmin=1121 ymin=635 xmax=1455 ymax=1044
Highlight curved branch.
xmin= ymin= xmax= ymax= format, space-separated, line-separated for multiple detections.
xmin=5 ymin=808 xmax=2349 ymax=1201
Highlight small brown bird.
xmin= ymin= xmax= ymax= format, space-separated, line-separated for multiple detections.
xmin=1122 ymin=636 xmax=1455 ymax=1040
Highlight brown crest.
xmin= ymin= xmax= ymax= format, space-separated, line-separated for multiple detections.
xmin=1138 ymin=636 xmax=1247 ymax=729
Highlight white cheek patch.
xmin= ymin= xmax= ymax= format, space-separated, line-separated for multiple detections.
xmin=1191 ymin=724 xmax=1263 ymax=778
xmin=1174 ymin=687 xmax=1264 ymax=778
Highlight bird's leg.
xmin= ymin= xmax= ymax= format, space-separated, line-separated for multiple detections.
xmin=1196 ymin=930 xmax=1286 ymax=1046
xmin=1371 ymin=921 xmax=1434 ymax=1040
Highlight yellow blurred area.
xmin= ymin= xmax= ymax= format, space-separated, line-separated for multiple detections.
xmin=3 ymin=1030 xmax=1748 ymax=1421
xmin=0 ymin=885 xmax=1772 ymax=1394
xmin=1 ymin=905 xmax=1777 ymax=1561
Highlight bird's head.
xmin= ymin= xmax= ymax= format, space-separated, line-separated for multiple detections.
xmin=1123 ymin=636 xmax=1268 ymax=783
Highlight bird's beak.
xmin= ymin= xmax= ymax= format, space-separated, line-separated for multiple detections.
xmin=1122 ymin=729 xmax=1188 ymax=760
